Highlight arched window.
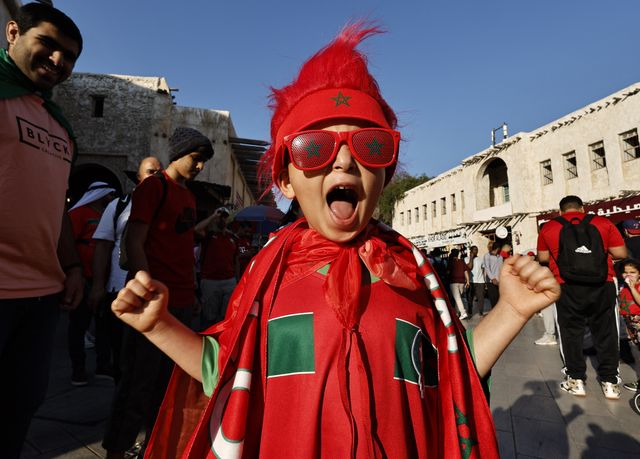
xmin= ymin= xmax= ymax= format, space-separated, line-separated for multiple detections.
xmin=476 ymin=158 xmax=510 ymax=210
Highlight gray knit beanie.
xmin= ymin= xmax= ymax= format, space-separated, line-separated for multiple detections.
xmin=168 ymin=127 xmax=214 ymax=162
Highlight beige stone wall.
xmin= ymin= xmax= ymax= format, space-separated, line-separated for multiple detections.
xmin=53 ymin=74 xmax=173 ymax=193
xmin=51 ymin=72 xmax=257 ymax=207
xmin=395 ymin=82 xmax=640 ymax=254
xmin=172 ymin=107 xmax=255 ymax=208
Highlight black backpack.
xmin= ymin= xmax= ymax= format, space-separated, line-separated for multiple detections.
xmin=554 ymin=214 xmax=608 ymax=283
xmin=112 ymin=194 xmax=131 ymax=231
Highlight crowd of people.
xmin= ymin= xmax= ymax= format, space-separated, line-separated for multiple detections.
xmin=426 ymin=195 xmax=640 ymax=404
xmin=423 ymin=240 xmax=513 ymax=320
xmin=0 ymin=6 xmax=258 ymax=457
xmin=0 ymin=3 xmax=637 ymax=459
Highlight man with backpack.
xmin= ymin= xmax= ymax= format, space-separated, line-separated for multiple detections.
xmin=537 ymin=195 xmax=627 ymax=399
xmin=103 ymin=127 xmax=213 ymax=459
xmin=88 ymin=156 xmax=161 ymax=382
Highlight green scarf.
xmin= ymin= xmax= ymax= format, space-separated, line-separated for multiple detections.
xmin=0 ymin=48 xmax=76 ymax=145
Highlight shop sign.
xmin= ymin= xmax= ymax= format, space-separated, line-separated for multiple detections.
xmin=537 ymin=194 xmax=640 ymax=225
xmin=412 ymin=228 xmax=468 ymax=248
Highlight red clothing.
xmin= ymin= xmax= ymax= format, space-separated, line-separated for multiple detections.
xmin=68 ymin=205 xmax=101 ymax=279
xmin=619 ymin=283 xmax=640 ymax=315
xmin=146 ymin=219 xmax=499 ymax=458
xmin=537 ymin=211 xmax=625 ymax=283
xmin=200 ymin=231 xmax=238 ymax=280
xmin=252 ymin=267 xmax=441 ymax=457
xmin=448 ymin=258 xmax=468 ymax=284
xmin=237 ymin=236 xmax=253 ymax=276
xmin=129 ymin=172 xmax=196 ymax=307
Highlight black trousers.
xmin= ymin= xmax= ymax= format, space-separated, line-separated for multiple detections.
xmin=97 ymin=291 xmax=125 ymax=381
xmin=68 ymin=281 xmax=111 ymax=372
xmin=0 ymin=294 xmax=60 ymax=459
xmin=486 ymin=282 xmax=499 ymax=308
xmin=102 ymin=305 xmax=193 ymax=452
xmin=556 ymin=281 xmax=618 ymax=383
xmin=469 ymin=283 xmax=487 ymax=315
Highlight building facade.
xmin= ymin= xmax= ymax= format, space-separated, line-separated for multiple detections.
xmin=52 ymin=73 xmax=269 ymax=213
xmin=2 ymin=0 xmax=270 ymax=214
xmin=394 ymin=82 xmax=640 ymax=255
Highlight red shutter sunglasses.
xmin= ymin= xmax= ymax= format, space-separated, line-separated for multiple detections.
xmin=283 ymin=128 xmax=400 ymax=171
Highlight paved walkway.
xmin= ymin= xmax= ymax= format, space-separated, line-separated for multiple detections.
xmin=21 ymin=311 xmax=640 ymax=458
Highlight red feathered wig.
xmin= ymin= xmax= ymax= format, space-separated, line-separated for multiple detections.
xmin=258 ymin=23 xmax=398 ymax=194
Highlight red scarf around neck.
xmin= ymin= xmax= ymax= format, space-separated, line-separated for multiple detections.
xmin=282 ymin=224 xmax=421 ymax=331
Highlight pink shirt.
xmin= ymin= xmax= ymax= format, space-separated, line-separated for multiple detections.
xmin=0 ymin=95 xmax=73 ymax=298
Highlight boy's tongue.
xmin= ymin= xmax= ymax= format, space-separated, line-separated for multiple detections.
xmin=330 ymin=200 xmax=355 ymax=220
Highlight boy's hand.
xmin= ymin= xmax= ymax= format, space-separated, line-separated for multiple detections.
xmin=498 ymin=254 xmax=560 ymax=319
xmin=112 ymin=270 xmax=170 ymax=333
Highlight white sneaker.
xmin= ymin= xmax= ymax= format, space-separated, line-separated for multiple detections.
xmin=459 ymin=313 xmax=469 ymax=320
xmin=535 ymin=334 xmax=558 ymax=346
xmin=560 ymin=376 xmax=586 ymax=397
xmin=600 ymin=381 xmax=621 ymax=400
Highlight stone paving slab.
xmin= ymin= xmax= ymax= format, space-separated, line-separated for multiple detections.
xmin=488 ymin=313 xmax=640 ymax=458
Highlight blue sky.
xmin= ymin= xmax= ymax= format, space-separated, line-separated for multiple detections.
xmin=54 ymin=0 xmax=640 ymax=180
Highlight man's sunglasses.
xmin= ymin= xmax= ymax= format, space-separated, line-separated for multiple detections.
xmin=283 ymin=128 xmax=400 ymax=171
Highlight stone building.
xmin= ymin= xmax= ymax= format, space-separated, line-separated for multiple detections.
xmin=394 ymin=82 xmax=640 ymax=255
xmin=52 ymin=73 xmax=270 ymax=213
xmin=2 ymin=2 xmax=271 ymax=215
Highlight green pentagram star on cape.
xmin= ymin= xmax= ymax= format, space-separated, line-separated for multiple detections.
xmin=366 ymin=138 xmax=384 ymax=156
xmin=454 ymin=404 xmax=477 ymax=459
xmin=459 ymin=435 xmax=479 ymax=459
xmin=330 ymin=91 xmax=351 ymax=106
xmin=305 ymin=140 xmax=321 ymax=158
xmin=454 ymin=405 xmax=468 ymax=426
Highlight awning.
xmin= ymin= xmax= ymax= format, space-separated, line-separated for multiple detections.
xmin=465 ymin=213 xmax=528 ymax=236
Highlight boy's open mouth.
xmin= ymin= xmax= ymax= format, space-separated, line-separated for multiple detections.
xmin=327 ymin=186 xmax=358 ymax=220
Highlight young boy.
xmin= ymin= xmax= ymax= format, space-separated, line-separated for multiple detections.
xmin=103 ymin=127 xmax=213 ymax=458
xmin=112 ymin=25 xmax=559 ymax=458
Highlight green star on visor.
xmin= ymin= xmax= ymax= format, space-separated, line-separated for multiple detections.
xmin=305 ymin=140 xmax=321 ymax=158
xmin=330 ymin=91 xmax=351 ymax=107
xmin=366 ymin=137 xmax=384 ymax=156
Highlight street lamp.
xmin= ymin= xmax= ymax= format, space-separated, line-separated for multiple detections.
xmin=491 ymin=122 xmax=509 ymax=147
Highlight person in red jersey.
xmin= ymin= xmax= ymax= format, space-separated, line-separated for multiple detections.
xmin=112 ymin=24 xmax=559 ymax=458
xmin=618 ymin=258 xmax=640 ymax=392
xmin=195 ymin=207 xmax=239 ymax=328
xmin=537 ymin=195 xmax=627 ymax=400
xmin=67 ymin=181 xmax=116 ymax=386
xmin=103 ymin=127 xmax=213 ymax=459
xmin=235 ymin=221 xmax=256 ymax=277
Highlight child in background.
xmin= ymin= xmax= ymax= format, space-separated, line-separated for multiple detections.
xmin=111 ymin=24 xmax=560 ymax=458
xmin=619 ymin=258 xmax=640 ymax=392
